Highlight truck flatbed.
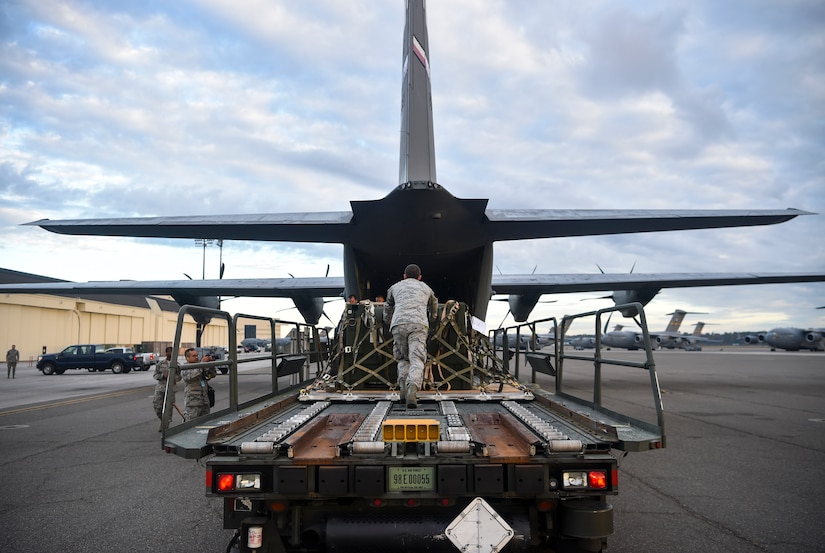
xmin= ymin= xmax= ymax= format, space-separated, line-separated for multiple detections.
xmin=164 ymin=385 xmax=662 ymax=461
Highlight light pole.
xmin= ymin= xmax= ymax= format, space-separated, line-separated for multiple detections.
xmin=194 ymin=239 xmax=214 ymax=279
xmin=217 ymin=239 xmax=224 ymax=278
xmin=217 ymin=239 xmax=224 ymax=308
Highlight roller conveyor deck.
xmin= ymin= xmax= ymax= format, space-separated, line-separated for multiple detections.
xmin=164 ymin=383 xmax=663 ymax=461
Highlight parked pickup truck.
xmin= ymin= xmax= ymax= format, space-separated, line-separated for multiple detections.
xmin=37 ymin=344 xmax=143 ymax=375
xmin=104 ymin=347 xmax=155 ymax=371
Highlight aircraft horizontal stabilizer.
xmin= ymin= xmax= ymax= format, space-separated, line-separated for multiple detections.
xmin=26 ymin=213 xmax=355 ymax=243
xmin=483 ymin=208 xmax=811 ymax=241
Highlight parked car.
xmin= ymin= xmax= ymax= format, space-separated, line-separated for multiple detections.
xmin=104 ymin=347 xmax=154 ymax=371
xmin=37 ymin=344 xmax=142 ymax=375
xmin=240 ymin=338 xmax=269 ymax=352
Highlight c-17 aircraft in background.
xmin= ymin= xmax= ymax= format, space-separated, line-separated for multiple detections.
xmin=602 ymin=309 xmax=700 ymax=350
xmin=743 ymin=327 xmax=824 ymax=351
xmin=0 ymin=0 xmax=823 ymax=328
xmin=562 ymin=319 xmax=717 ymax=351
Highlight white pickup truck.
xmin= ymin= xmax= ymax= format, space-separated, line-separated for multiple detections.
xmin=103 ymin=347 xmax=156 ymax=371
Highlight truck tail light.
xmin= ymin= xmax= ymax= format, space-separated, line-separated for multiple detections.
xmin=215 ymin=472 xmax=261 ymax=492
xmin=562 ymin=470 xmax=608 ymax=490
xmin=217 ymin=473 xmax=236 ymax=492
xmin=588 ymin=471 xmax=607 ymax=489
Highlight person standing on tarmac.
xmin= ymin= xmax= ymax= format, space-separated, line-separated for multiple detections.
xmin=180 ymin=348 xmax=216 ymax=420
xmin=384 ymin=264 xmax=438 ymax=408
xmin=153 ymin=346 xmax=181 ymax=430
xmin=6 ymin=344 xmax=19 ymax=379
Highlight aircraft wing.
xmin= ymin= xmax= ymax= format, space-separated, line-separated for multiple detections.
xmin=0 ymin=277 xmax=345 ymax=299
xmin=490 ymin=272 xmax=825 ymax=295
xmin=483 ymin=208 xmax=811 ymax=241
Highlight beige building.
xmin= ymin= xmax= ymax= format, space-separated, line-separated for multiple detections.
xmin=1 ymin=268 xmax=275 ymax=365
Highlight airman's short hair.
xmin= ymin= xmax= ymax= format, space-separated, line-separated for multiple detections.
xmin=404 ymin=264 xmax=421 ymax=279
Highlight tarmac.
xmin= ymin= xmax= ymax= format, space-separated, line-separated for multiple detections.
xmin=0 ymin=348 xmax=823 ymax=552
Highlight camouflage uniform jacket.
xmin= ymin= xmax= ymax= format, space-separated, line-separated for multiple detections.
xmin=152 ymin=357 xmax=180 ymax=420
xmin=384 ymin=278 xmax=438 ymax=330
xmin=181 ymin=366 xmax=213 ymax=419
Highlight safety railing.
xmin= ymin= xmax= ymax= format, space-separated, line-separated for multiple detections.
xmin=492 ymin=304 xmax=665 ymax=446
xmin=160 ymin=305 xmax=324 ymax=442
xmin=559 ymin=303 xmax=664 ymax=444
xmin=489 ymin=316 xmax=558 ymax=380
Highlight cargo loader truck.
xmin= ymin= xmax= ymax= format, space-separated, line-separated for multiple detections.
xmin=162 ymin=302 xmax=665 ymax=553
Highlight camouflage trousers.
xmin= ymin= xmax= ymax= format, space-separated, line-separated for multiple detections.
xmin=391 ymin=322 xmax=428 ymax=388
xmin=152 ymin=381 xmax=177 ymax=421
xmin=184 ymin=380 xmax=210 ymax=421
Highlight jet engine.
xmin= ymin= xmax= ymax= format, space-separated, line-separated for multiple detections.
xmin=805 ymin=332 xmax=823 ymax=343
xmin=743 ymin=334 xmax=766 ymax=344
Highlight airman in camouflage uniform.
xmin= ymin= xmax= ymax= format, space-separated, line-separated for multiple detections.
xmin=181 ymin=348 xmax=217 ymax=421
xmin=153 ymin=346 xmax=181 ymax=430
xmin=384 ymin=264 xmax=438 ymax=408
xmin=6 ymin=345 xmax=19 ymax=379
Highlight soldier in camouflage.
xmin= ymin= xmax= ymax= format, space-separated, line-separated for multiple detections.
xmin=181 ymin=348 xmax=217 ymax=421
xmin=384 ymin=264 xmax=438 ymax=408
xmin=153 ymin=346 xmax=181 ymax=430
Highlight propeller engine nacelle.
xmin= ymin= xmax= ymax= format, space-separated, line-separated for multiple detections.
xmin=170 ymin=293 xmax=220 ymax=325
xmin=611 ymin=287 xmax=661 ymax=317
xmin=508 ymin=293 xmax=541 ymax=322
xmin=291 ymin=296 xmax=326 ymax=326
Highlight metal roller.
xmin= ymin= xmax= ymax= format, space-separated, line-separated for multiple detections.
xmin=547 ymin=440 xmax=583 ymax=452
xmin=240 ymin=441 xmax=274 ymax=454
xmin=437 ymin=441 xmax=471 ymax=453
xmin=352 ymin=441 xmax=386 ymax=454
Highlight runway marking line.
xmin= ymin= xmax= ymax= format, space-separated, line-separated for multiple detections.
xmin=0 ymin=386 xmax=153 ymax=417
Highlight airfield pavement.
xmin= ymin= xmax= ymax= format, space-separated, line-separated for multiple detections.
xmin=0 ymin=348 xmax=823 ymax=552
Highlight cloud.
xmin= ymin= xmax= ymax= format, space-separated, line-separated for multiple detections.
xmin=0 ymin=0 xmax=822 ymax=332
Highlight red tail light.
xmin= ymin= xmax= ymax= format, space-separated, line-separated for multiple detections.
xmin=588 ymin=471 xmax=607 ymax=489
xmin=217 ymin=473 xmax=235 ymax=492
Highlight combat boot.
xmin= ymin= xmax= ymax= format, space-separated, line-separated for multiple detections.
xmin=398 ymin=377 xmax=407 ymax=401
xmin=406 ymin=383 xmax=419 ymax=409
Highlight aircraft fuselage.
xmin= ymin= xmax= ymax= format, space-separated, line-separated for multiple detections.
xmin=343 ymin=182 xmax=493 ymax=316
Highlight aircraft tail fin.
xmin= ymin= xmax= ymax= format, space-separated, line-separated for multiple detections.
xmin=664 ymin=310 xmax=688 ymax=333
xmin=399 ymin=0 xmax=437 ymax=185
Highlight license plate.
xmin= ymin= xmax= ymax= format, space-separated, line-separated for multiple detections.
xmin=388 ymin=467 xmax=435 ymax=492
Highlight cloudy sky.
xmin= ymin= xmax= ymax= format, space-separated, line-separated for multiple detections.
xmin=1 ymin=0 xmax=823 ymax=334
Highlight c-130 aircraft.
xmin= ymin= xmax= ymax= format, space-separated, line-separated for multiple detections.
xmin=0 ymin=0 xmax=822 ymax=325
